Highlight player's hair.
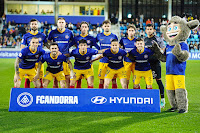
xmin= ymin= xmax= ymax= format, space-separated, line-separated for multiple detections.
xmin=79 ymin=39 xmax=87 ymax=45
xmin=111 ymin=39 xmax=118 ymax=43
xmin=30 ymin=18 xmax=38 ymax=23
xmin=57 ymin=17 xmax=66 ymax=21
xmin=136 ymin=38 xmax=144 ymax=42
xmin=50 ymin=42 xmax=59 ymax=47
xmin=102 ymin=20 xmax=111 ymax=25
xmin=31 ymin=37 xmax=39 ymax=41
xmin=80 ymin=21 xmax=89 ymax=27
xmin=127 ymin=24 xmax=136 ymax=31
xmin=146 ymin=23 xmax=154 ymax=29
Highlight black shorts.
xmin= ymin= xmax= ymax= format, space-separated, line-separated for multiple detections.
xmin=150 ymin=62 xmax=161 ymax=79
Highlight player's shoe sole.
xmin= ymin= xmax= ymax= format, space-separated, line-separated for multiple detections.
xmin=178 ymin=109 xmax=188 ymax=113
xmin=167 ymin=107 xmax=177 ymax=112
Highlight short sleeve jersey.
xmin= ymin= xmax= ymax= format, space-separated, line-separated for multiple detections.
xmin=70 ymin=48 xmax=98 ymax=70
xmin=103 ymin=48 xmax=127 ymax=70
xmin=18 ymin=46 xmax=45 ymax=69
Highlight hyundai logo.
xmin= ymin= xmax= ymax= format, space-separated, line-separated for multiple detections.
xmin=91 ymin=96 xmax=107 ymax=104
xmin=17 ymin=92 xmax=33 ymax=107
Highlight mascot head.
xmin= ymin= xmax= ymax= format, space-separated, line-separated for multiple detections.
xmin=160 ymin=16 xmax=199 ymax=45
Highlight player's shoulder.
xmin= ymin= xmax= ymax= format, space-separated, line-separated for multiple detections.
xmin=38 ymin=32 xmax=46 ymax=37
xmin=21 ymin=46 xmax=29 ymax=53
xmin=119 ymin=48 xmax=126 ymax=53
xmin=23 ymin=32 xmax=31 ymax=38
xmin=65 ymin=28 xmax=73 ymax=34
xmin=87 ymin=35 xmax=95 ymax=39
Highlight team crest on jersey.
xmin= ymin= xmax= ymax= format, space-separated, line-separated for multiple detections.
xmin=19 ymin=53 xmax=22 ymax=57
xmin=144 ymin=54 xmax=148 ymax=59
xmin=87 ymin=40 xmax=91 ymax=44
xmin=86 ymin=56 xmax=90 ymax=60
xmin=110 ymin=38 xmax=113 ymax=41
xmin=38 ymin=38 xmax=42 ymax=41
xmin=65 ymin=35 xmax=69 ymax=39
xmin=57 ymin=62 xmax=61 ymax=65
xmin=118 ymin=56 xmax=122 ymax=60
xmin=35 ymin=54 xmax=39 ymax=58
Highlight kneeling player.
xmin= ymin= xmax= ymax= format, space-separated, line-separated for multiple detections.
xmin=67 ymin=39 xmax=105 ymax=88
xmin=35 ymin=43 xmax=74 ymax=88
xmin=128 ymin=38 xmax=154 ymax=89
xmin=92 ymin=39 xmax=127 ymax=89
xmin=14 ymin=37 xmax=45 ymax=88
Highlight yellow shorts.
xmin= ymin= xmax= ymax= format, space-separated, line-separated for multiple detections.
xmin=73 ymin=68 xmax=94 ymax=81
xmin=104 ymin=67 xmax=127 ymax=80
xmin=98 ymin=62 xmax=108 ymax=79
xmin=78 ymin=64 xmax=94 ymax=80
xmin=63 ymin=62 xmax=70 ymax=75
xmin=166 ymin=75 xmax=185 ymax=90
xmin=34 ymin=63 xmax=44 ymax=79
xmin=43 ymin=71 xmax=66 ymax=82
xmin=124 ymin=61 xmax=135 ymax=80
xmin=134 ymin=70 xmax=153 ymax=86
xmin=18 ymin=68 xmax=36 ymax=82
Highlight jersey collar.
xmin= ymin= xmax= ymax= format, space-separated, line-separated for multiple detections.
xmin=137 ymin=48 xmax=144 ymax=54
xmin=79 ymin=49 xmax=87 ymax=55
xmin=111 ymin=48 xmax=119 ymax=54
xmin=50 ymin=53 xmax=58 ymax=60
xmin=104 ymin=32 xmax=111 ymax=36
xmin=29 ymin=31 xmax=38 ymax=35
xmin=57 ymin=28 xmax=65 ymax=33
xmin=128 ymin=37 xmax=135 ymax=41
xmin=80 ymin=34 xmax=88 ymax=37
xmin=29 ymin=46 xmax=37 ymax=54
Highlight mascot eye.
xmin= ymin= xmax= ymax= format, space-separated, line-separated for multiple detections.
xmin=168 ymin=27 xmax=172 ymax=32
xmin=174 ymin=26 xmax=178 ymax=31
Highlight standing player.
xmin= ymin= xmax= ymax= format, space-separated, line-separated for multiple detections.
xmin=96 ymin=20 xmax=118 ymax=89
xmin=35 ymin=43 xmax=74 ymax=88
xmin=68 ymin=39 xmax=105 ymax=88
xmin=119 ymin=25 xmax=137 ymax=88
xmin=14 ymin=37 xmax=45 ymax=88
xmin=144 ymin=24 xmax=166 ymax=108
xmin=21 ymin=18 xmax=48 ymax=88
xmin=73 ymin=21 xmax=100 ymax=88
xmin=92 ymin=39 xmax=127 ymax=89
xmin=48 ymin=17 xmax=74 ymax=88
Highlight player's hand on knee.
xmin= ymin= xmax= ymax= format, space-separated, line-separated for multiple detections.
xmin=33 ymin=74 xmax=40 ymax=81
xmin=14 ymin=75 xmax=20 ymax=82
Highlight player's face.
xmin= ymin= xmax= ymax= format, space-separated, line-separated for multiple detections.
xmin=145 ymin=26 xmax=154 ymax=36
xmin=57 ymin=19 xmax=66 ymax=29
xmin=50 ymin=45 xmax=59 ymax=55
xmin=135 ymin=41 xmax=145 ymax=51
xmin=127 ymin=28 xmax=135 ymax=37
xmin=30 ymin=38 xmax=39 ymax=50
xmin=111 ymin=42 xmax=119 ymax=52
xmin=102 ymin=23 xmax=111 ymax=32
xmin=79 ymin=43 xmax=88 ymax=51
xmin=80 ymin=24 xmax=89 ymax=34
xmin=30 ymin=21 xmax=38 ymax=31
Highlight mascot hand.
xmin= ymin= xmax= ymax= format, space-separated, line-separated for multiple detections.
xmin=172 ymin=41 xmax=182 ymax=56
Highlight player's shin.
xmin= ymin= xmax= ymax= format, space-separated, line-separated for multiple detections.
xmin=40 ymin=79 xmax=43 ymax=88
xmin=76 ymin=79 xmax=82 ymax=88
xmin=53 ymin=78 xmax=59 ymax=88
xmin=112 ymin=78 xmax=118 ymax=89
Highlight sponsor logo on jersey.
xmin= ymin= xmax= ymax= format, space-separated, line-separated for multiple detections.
xmin=86 ymin=56 xmax=90 ymax=60
xmin=35 ymin=54 xmax=39 ymax=58
xmin=19 ymin=53 xmax=22 ymax=57
xmin=17 ymin=92 xmax=33 ymax=107
xmin=57 ymin=62 xmax=61 ymax=65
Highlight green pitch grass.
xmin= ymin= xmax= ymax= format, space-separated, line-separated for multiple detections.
xmin=0 ymin=59 xmax=199 ymax=133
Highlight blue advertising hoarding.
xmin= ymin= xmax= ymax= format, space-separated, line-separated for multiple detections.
xmin=9 ymin=88 xmax=160 ymax=113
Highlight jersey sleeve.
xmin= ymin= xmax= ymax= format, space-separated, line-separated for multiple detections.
xmin=157 ymin=37 xmax=165 ymax=49
xmin=18 ymin=49 xmax=25 ymax=59
xmin=39 ymin=55 xmax=46 ymax=63
xmin=90 ymin=49 xmax=98 ymax=55
xmin=103 ymin=49 xmax=109 ymax=57
xmin=119 ymin=38 xmax=125 ymax=49
xmin=147 ymin=48 xmax=154 ymax=56
xmin=122 ymin=49 xmax=127 ymax=57
xmin=69 ymin=49 xmax=75 ymax=57
xmin=114 ymin=34 xmax=118 ymax=40
xmin=63 ymin=55 xmax=69 ymax=63
xmin=68 ymin=31 xmax=74 ymax=49
xmin=47 ymin=30 xmax=53 ymax=41
xmin=91 ymin=37 xmax=100 ymax=50
xmin=42 ymin=33 xmax=48 ymax=43
xmin=21 ymin=35 xmax=27 ymax=46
